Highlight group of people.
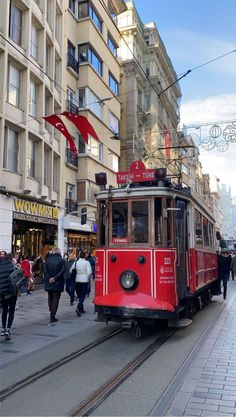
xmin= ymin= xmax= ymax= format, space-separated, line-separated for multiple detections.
xmin=215 ymin=249 xmax=236 ymax=299
xmin=0 ymin=248 xmax=96 ymax=339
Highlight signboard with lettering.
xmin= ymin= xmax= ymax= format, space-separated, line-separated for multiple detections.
xmin=13 ymin=199 xmax=58 ymax=224
xmin=116 ymin=161 xmax=166 ymax=184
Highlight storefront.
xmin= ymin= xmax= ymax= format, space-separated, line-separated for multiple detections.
xmin=12 ymin=198 xmax=58 ymax=258
xmin=63 ymin=215 xmax=97 ymax=255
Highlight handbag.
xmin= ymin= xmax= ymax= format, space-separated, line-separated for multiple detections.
xmin=70 ymin=260 xmax=77 ymax=281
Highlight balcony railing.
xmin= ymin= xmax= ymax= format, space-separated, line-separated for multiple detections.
xmin=66 ymin=100 xmax=79 ymax=115
xmin=65 ymin=148 xmax=78 ymax=168
xmin=65 ymin=198 xmax=77 ymax=214
xmin=67 ymin=53 xmax=79 ymax=74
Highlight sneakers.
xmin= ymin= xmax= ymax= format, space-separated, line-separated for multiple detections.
xmin=50 ymin=317 xmax=58 ymax=323
xmin=1 ymin=328 xmax=6 ymax=336
xmin=4 ymin=329 xmax=11 ymax=340
xmin=75 ymin=308 xmax=81 ymax=317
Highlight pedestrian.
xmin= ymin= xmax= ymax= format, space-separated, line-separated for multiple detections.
xmin=20 ymin=255 xmax=33 ymax=295
xmin=85 ymin=252 xmax=96 ymax=297
xmin=217 ymin=250 xmax=232 ymax=300
xmin=44 ymin=248 xmax=65 ymax=323
xmin=230 ymin=252 xmax=236 ymax=280
xmin=0 ymin=253 xmax=18 ymax=340
xmin=64 ymin=252 xmax=76 ymax=305
xmin=70 ymin=251 xmax=92 ymax=316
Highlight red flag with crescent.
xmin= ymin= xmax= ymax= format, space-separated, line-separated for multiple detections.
xmin=43 ymin=114 xmax=78 ymax=156
xmin=62 ymin=111 xmax=100 ymax=143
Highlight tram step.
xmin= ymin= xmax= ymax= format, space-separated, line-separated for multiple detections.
xmin=168 ymin=318 xmax=192 ymax=328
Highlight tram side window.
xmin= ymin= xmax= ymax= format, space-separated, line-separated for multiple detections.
xmin=99 ymin=200 xmax=106 ymax=246
xmin=112 ymin=202 xmax=128 ymax=242
xmin=155 ymin=198 xmax=162 ymax=245
xmin=195 ymin=210 xmax=203 ymax=246
xmin=131 ymin=201 xmax=148 ymax=243
xmin=209 ymin=222 xmax=213 ymax=248
xmin=203 ymin=217 xmax=209 ymax=247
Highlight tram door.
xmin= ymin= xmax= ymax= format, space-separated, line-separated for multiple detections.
xmin=175 ymin=199 xmax=188 ymax=300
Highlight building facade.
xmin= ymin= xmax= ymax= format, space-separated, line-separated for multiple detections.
xmin=117 ymin=0 xmax=181 ymax=175
xmin=60 ymin=0 xmax=126 ymax=255
xmin=0 ymin=0 xmax=64 ymax=256
xmin=0 ymin=0 xmax=126 ymax=256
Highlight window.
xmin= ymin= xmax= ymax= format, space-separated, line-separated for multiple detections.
xmin=78 ymin=1 xmax=103 ymax=33
xmin=88 ymin=136 xmax=103 ymax=161
xmin=78 ymin=134 xmax=86 ymax=153
xmin=108 ymin=34 xmax=117 ymax=57
xmin=78 ymin=44 xmax=103 ymax=75
xmin=29 ymin=79 xmax=36 ymax=117
xmin=112 ymin=202 xmax=128 ymax=242
xmin=131 ymin=201 xmax=149 ymax=243
xmin=69 ymin=0 xmax=76 ymax=13
xmin=53 ymin=154 xmax=60 ymax=192
xmin=79 ymin=87 xmax=103 ymax=119
xmin=203 ymin=217 xmax=209 ymax=247
xmin=195 ymin=210 xmax=203 ymax=245
xmin=8 ymin=64 xmax=20 ymax=107
xmin=9 ymin=3 xmax=22 ymax=45
xmin=31 ymin=23 xmax=38 ymax=60
xmin=109 ymin=111 xmax=119 ymax=134
xmin=44 ymin=147 xmax=51 ymax=186
xmin=108 ymin=150 xmax=119 ymax=172
xmin=144 ymin=94 xmax=150 ymax=112
xmin=3 ymin=127 xmax=19 ymax=173
xmin=27 ymin=139 xmax=36 ymax=178
xmin=144 ymin=35 xmax=150 ymax=46
xmin=77 ymin=181 xmax=86 ymax=201
xmin=109 ymin=72 xmax=119 ymax=95
xmin=155 ymin=198 xmax=162 ymax=245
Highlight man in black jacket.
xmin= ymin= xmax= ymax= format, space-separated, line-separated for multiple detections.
xmin=44 ymin=248 xmax=65 ymax=323
xmin=0 ymin=253 xmax=16 ymax=340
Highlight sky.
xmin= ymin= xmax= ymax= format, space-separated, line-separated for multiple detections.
xmin=133 ymin=0 xmax=236 ymax=196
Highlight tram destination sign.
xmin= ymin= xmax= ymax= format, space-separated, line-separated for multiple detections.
xmin=117 ymin=161 xmax=166 ymax=184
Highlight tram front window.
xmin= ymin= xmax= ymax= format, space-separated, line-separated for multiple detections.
xmin=112 ymin=202 xmax=128 ymax=242
xmin=131 ymin=201 xmax=148 ymax=243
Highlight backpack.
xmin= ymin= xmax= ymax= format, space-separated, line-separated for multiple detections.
xmin=9 ymin=268 xmax=24 ymax=295
xmin=70 ymin=260 xmax=77 ymax=281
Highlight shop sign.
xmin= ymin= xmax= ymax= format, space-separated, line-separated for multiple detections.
xmin=14 ymin=198 xmax=58 ymax=224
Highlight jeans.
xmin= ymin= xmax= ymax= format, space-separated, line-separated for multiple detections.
xmin=47 ymin=291 xmax=61 ymax=318
xmin=1 ymin=295 xmax=17 ymax=329
xmin=75 ymin=282 xmax=89 ymax=312
xmin=65 ymin=277 xmax=75 ymax=303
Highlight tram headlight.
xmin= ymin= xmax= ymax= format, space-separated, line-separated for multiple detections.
xmin=119 ymin=270 xmax=139 ymax=291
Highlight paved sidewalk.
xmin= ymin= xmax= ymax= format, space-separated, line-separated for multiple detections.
xmin=0 ymin=285 xmax=97 ymax=368
xmin=166 ymin=281 xmax=236 ymax=417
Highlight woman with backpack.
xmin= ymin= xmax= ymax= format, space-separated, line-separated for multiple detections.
xmin=0 ymin=253 xmax=18 ymax=340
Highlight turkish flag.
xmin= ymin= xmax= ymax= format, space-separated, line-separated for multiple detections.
xmin=43 ymin=114 xmax=78 ymax=156
xmin=164 ymin=128 xmax=171 ymax=160
xmin=62 ymin=111 xmax=100 ymax=143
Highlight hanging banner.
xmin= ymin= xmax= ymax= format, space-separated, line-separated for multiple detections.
xmin=43 ymin=114 xmax=78 ymax=156
xmin=62 ymin=112 xmax=100 ymax=143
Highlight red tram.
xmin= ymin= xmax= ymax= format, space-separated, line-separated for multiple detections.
xmin=94 ymin=161 xmax=219 ymax=335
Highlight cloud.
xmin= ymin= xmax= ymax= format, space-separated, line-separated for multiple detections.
xmin=180 ymin=93 xmax=236 ymax=125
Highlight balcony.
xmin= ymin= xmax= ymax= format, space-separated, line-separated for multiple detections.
xmin=66 ymin=100 xmax=79 ymax=115
xmin=65 ymin=148 xmax=78 ymax=168
xmin=65 ymin=198 xmax=77 ymax=214
xmin=67 ymin=53 xmax=79 ymax=75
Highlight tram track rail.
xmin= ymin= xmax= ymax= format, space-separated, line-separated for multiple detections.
xmin=68 ymin=329 xmax=175 ymax=417
xmin=0 ymin=328 xmax=123 ymax=402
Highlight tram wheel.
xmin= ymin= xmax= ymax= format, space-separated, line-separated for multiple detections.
xmin=133 ymin=325 xmax=142 ymax=338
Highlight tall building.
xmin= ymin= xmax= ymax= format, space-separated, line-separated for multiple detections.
xmin=117 ymin=0 xmax=181 ymax=174
xmin=60 ymin=0 xmax=126 ymax=254
xmin=0 ymin=0 xmax=64 ymax=256
xmin=0 ymin=0 xmax=127 ymax=256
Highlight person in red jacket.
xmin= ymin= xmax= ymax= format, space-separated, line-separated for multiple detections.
xmin=20 ymin=256 xmax=32 ymax=295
